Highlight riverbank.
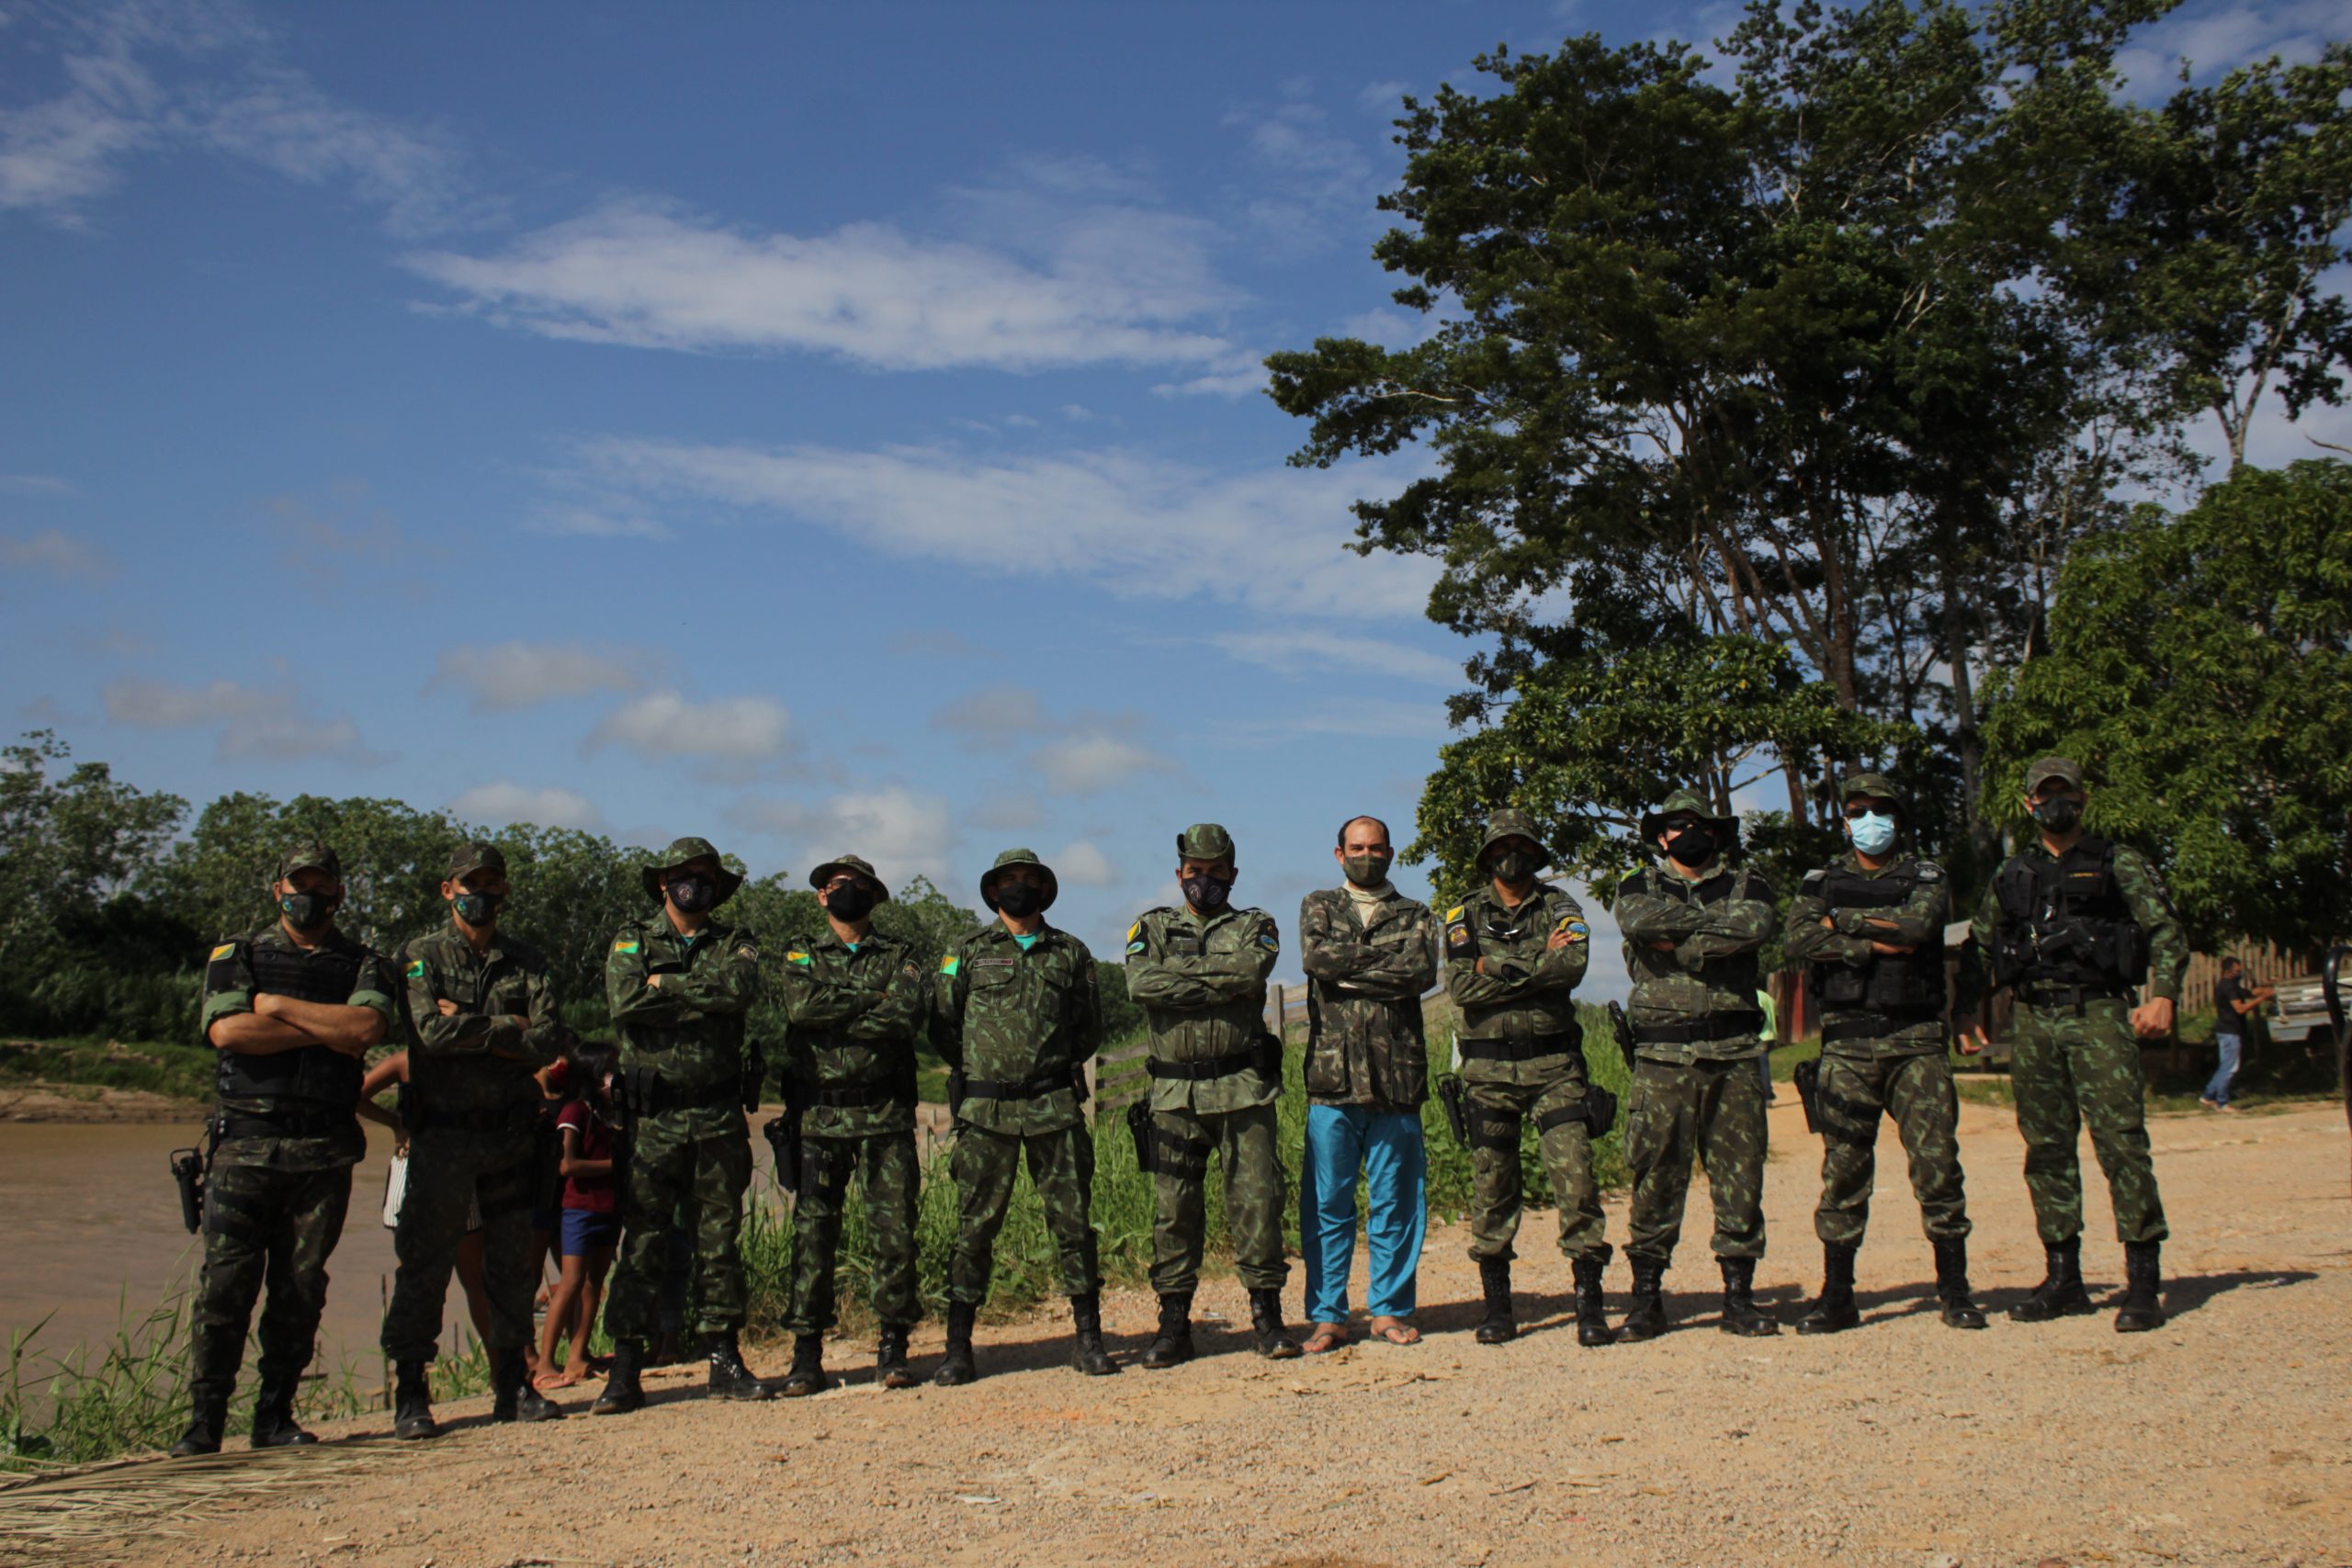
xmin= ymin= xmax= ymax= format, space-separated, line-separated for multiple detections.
xmin=0 ymin=1039 xmax=211 ymax=1122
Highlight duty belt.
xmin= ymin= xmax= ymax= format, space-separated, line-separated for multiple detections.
xmin=1457 ymin=1033 xmax=1577 ymax=1062
xmin=642 ymin=1077 xmax=743 ymax=1115
xmin=1819 ymin=1010 xmax=1941 ymax=1046
xmin=1147 ymin=1046 xmax=1260 ymax=1081
xmin=804 ymin=1079 xmax=914 ymax=1110
xmin=960 ymin=1068 xmax=1075 ymax=1100
xmin=2021 ymin=982 xmax=2131 ymax=1012
xmin=1630 ymin=1010 xmax=1766 ymax=1045
xmin=215 ymin=1106 xmax=356 ymax=1140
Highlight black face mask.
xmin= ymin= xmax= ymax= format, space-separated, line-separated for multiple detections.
xmin=279 ymin=891 xmax=337 ymax=931
xmin=1666 ymin=827 xmax=1717 ymax=868
xmin=1341 ymin=853 xmax=1391 ymax=888
xmin=1182 ymin=874 xmax=1233 ymax=913
xmin=824 ymin=884 xmax=876 ymax=924
xmin=2031 ymin=796 xmax=2082 ymax=833
xmin=666 ymin=875 xmax=718 ymax=915
xmin=1487 ymin=849 xmax=1539 ymax=885
xmin=994 ymin=881 xmax=1045 ymax=919
xmin=453 ymin=890 xmax=503 ymax=926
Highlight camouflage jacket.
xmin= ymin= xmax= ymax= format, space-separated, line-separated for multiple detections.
xmin=605 ymin=910 xmax=763 ymax=1100
xmin=1298 ymin=886 xmax=1437 ymax=1111
xmin=1784 ymin=852 xmax=1951 ymax=1058
xmin=1125 ymin=903 xmax=1281 ymax=1114
xmin=778 ymin=925 xmax=930 ymax=1139
xmin=199 ymin=922 xmax=396 ymax=1170
xmin=1617 ymin=861 xmax=1775 ymax=1063
xmin=1970 ymin=836 xmax=2188 ymax=1005
xmin=933 ymin=921 xmax=1102 ymax=1136
xmin=1442 ymin=882 xmax=1590 ymax=1087
xmin=400 ymin=922 xmax=563 ymax=1118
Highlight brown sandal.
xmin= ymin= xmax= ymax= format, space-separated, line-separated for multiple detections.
xmin=1301 ymin=1323 xmax=1351 ymax=1354
xmin=1368 ymin=1317 xmax=1421 ymax=1346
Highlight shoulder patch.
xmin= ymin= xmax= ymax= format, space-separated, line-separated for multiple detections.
xmin=785 ymin=949 xmax=810 ymax=965
xmin=1258 ymin=928 xmax=1280 ymax=951
xmin=405 ymin=959 xmax=425 ymax=979
xmin=210 ymin=942 xmax=237 ymax=962
xmin=1914 ymin=863 xmax=1941 ymax=882
xmin=1802 ymin=869 xmax=1826 ymax=888
xmin=1558 ymin=919 xmax=1589 ymax=942
xmin=939 ymin=954 xmax=960 ymax=976
xmin=613 ymin=940 xmax=639 ymax=954
xmin=902 ymin=961 xmax=921 ymax=980
xmin=1126 ymin=940 xmax=1147 ymax=955
xmin=1444 ymin=905 xmax=1465 ymax=923
xmin=1125 ymin=920 xmax=1141 ymax=943
xmin=736 ymin=943 xmax=759 ymax=962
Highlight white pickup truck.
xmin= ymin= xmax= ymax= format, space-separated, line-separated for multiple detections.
xmin=2265 ymin=973 xmax=2335 ymax=1045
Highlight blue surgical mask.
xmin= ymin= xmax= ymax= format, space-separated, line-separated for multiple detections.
xmin=1849 ymin=811 xmax=1898 ymax=856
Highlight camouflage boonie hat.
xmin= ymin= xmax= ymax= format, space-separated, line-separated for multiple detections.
xmin=1837 ymin=773 xmax=1905 ymax=814
xmin=2024 ymin=756 xmax=2086 ymax=794
xmin=1639 ymin=788 xmax=1737 ymax=843
xmin=1476 ymin=809 xmax=1546 ymax=869
xmin=1176 ymin=823 xmax=1236 ymax=863
xmin=639 ymin=835 xmax=744 ymax=906
xmin=808 ymin=852 xmax=890 ymax=903
xmin=447 ymin=840 xmax=506 ymax=880
xmin=979 ymin=847 xmax=1057 ymax=912
xmin=275 ymin=842 xmax=342 ymax=883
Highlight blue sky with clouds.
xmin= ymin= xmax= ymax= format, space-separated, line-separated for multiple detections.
xmin=3 ymin=0 xmax=2343 ymax=997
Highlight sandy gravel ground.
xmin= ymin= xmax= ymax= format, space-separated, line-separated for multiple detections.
xmin=127 ymin=1097 xmax=2349 ymax=1568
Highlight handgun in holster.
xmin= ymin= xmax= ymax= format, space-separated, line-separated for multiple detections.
xmin=168 ymin=1114 xmax=219 ymax=1235
xmin=1583 ymin=1083 xmax=1621 ymax=1137
xmin=946 ymin=1066 xmax=967 ymax=1121
xmin=1436 ymin=1073 xmax=1468 ymax=1146
xmin=762 ymin=1113 xmax=801 ymax=1196
xmin=1125 ymin=1099 xmax=1155 ymax=1175
xmin=1792 ymin=1057 xmax=1824 ymax=1134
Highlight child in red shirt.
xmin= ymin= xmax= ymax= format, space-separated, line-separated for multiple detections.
xmin=536 ymin=1043 xmax=620 ymax=1390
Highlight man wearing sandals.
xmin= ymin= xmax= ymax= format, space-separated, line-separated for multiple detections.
xmin=1297 ymin=815 xmax=1437 ymax=1351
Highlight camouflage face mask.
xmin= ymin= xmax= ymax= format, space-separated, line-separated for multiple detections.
xmin=1342 ymin=853 xmax=1391 ymax=888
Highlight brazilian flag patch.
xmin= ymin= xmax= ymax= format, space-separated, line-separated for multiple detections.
xmin=939 ymin=954 xmax=960 ymax=976
xmin=614 ymin=940 xmax=640 ymax=954
xmin=209 ymin=943 xmax=236 ymax=962
xmin=786 ymin=950 xmax=810 ymax=966
xmin=406 ymin=960 xmax=425 ymax=978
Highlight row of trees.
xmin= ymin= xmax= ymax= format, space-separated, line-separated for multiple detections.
xmin=1270 ymin=0 xmax=2351 ymax=950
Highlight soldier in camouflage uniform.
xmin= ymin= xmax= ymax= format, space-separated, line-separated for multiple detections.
xmin=173 ymin=844 xmax=395 ymax=1457
xmin=384 ymin=842 xmax=566 ymax=1437
xmin=773 ymin=853 xmax=931 ymax=1396
xmin=1440 ymin=810 xmax=1614 ymax=1348
xmin=1963 ymin=756 xmax=2187 ymax=1333
xmin=1127 ymin=824 xmax=1296 ymax=1364
xmin=1783 ymin=776 xmax=1986 ymax=1335
xmin=1296 ymin=815 xmax=1437 ymax=1351
xmin=931 ymin=849 xmax=1114 ymax=1384
xmin=1614 ymin=790 xmax=1778 ymax=1340
xmin=592 ymin=837 xmax=774 ymax=1414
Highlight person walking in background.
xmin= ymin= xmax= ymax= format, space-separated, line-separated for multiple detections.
xmin=1296 ymin=816 xmax=1437 ymax=1352
xmin=2202 ymin=957 xmax=2270 ymax=1113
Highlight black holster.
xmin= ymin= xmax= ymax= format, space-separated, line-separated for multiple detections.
xmin=168 ymin=1115 xmax=217 ymax=1234
xmin=1436 ymin=1073 xmax=1468 ymax=1146
xmin=946 ymin=1066 xmax=967 ymax=1120
xmin=1792 ymin=1057 xmax=1824 ymax=1134
xmin=1583 ymin=1083 xmax=1620 ymax=1137
xmin=1125 ymin=1099 xmax=1154 ymax=1175
xmin=762 ymin=1113 xmax=801 ymax=1195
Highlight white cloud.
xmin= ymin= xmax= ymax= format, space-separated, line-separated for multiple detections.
xmin=524 ymin=505 xmax=672 ymax=541
xmin=568 ymin=438 xmax=1438 ymax=621
xmin=428 ymin=641 xmax=645 ymax=711
xmin=932 ymin=683 xmax=1056 ymax=747
xmin=1050 ymin=840 xmax=1119 ymax=888
xmin=405 ymin=197 xmax=1243 ymax=373
xmin=2113 ymin=1 xmax=2346 ymax=96
xmin=0 ymin=474 xmax=76 ymax=495
xmin=449 ymin=781 xmax=604 ymax=831
xmin=1227 ymin=93 xmax=1384 ymax=256
xmin=586 ymin=690 xmax=789 ymax=761
xmin=1032 ymin=734 xmax=1177 ymax=795
xmin=1211 ymin=628 xmax=1459 ymax=684
xmin=103 ymin=676 xmax=384 ymax=762
xmin=0 ymin=527 xmax=112 ymax=578
xmin=729 ymin=786 xmax=957 ymax=888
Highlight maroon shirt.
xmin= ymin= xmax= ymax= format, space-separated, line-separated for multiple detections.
xmin=555 ymin=1099 xmax=617 ymax=1213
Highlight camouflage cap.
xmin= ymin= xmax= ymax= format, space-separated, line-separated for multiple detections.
xmin=808 ymin=852 xmax=891 ymax=903
xmin=2024 ymin=755 xmax=2086 ymax=794
xmin=639 ymin=835 xmax=745 ymax=906
xmin=1639 ymin=788 xmax=1737 ymax=843
xmin=1175 ymin=823 xmax=1237 ymax=863
xmin=447 ymin=840 xmax=507 ymax=880
xmin=274 ymin=842 xmax=341 ymax=883
xmin=1837 ymin=773 xmax=1905 ymax=814
xmin=978 ymin=847 xmax=1057 ymax=913
xmin=1476 ymin=808 xmax=1546 ymax=868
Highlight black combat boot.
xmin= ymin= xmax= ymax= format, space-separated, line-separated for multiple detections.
xmin=1799 ymin=1241 xmax=1861 ymax=1335
xmin=875 ymin=1325 xmax=917 ymax=1389
xmin=707 ymin=1331 xmax=775 ymax=1400
xmin=933 ymin=1301 xmax=978 ymax=1386
xmin=1571 ymin=1255 xmax=1614 ymax=1348
xmin=249 ymin=1372 xmax=318 ymax=1448
xmin=2112 ymin=1240 xmax=2166 ymax=1333
xmin=1474 ymin=1256 xmax=1516 ymax=1345
xmin=1718 ymin=1258 xmax=1779 ymax=1337
xmin=1932 ymin=1236 xmax=1987 ymax=1329
xmin=2010 ymin=1235 xmax=2095 ymax=1323
xmin=1249 ymin=1288 xmax=1301 ymax=1359
xmin=1069 ymin=1294 xmax=1119 ymax=1376
xmin=392 ymin=1359 xmax=438 ymax=1440
xmin=590 ymin=1337 xmax=646 ymax=1416
xmin=777 ymin=1334 xmax=830 ymax=1397
xmin=491 ymin=1348 xmax=564 ymax=1423
xmin=1140 ymin=1292 xmax=1194 ymax=1370
xmin=169 ymin=1390 xmax=228 ymax=1457
xmin=1615 ymin=1254 xmax=1668 ymax=1343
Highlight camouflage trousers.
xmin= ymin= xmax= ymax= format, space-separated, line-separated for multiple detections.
xmin=1151 ymin=1101 xmax=1288 ymax=1295
xmin=1463 ymin=1074 xmax=1608 ymax=1265
xmin=2012 ymin=998 xmax=2168 ymax=1246
xmin=1812 ymin=1050 xmax=1970 ymax=1248
xmin=1624 ymin=1056 xmax=1767 ymax=1264
xmin=948 ymin=1121 xmax=1099 ymax=1304
xmin=604 ymin=1107 xmax=752 ymax=1338
xmin=190 ymin=1142 xmax=355 ymax=1402
xmin=784 ymin=1131 xmax=922 ymax=1335
xmin=381 ymin=1125 xmax=537 ymax=1360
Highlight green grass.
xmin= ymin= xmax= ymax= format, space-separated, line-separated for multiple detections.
xmin=0 ymin=1036 xmax=216 ymax=1102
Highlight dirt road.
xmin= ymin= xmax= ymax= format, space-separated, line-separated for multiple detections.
xmin=147 ymin=1097 xmax=2349 ymax=1567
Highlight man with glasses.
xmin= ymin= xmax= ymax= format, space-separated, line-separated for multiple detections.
xmin=1783 ymin=775 xmax=1984 ymax=1335
xmin=1962 ymin=757 xmax=2186 ymax=1333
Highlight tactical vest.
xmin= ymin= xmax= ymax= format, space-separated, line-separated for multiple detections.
xmin=1641 ymin=865 xmax=1765 ymax=998
xmin=1807 ymin=860 xmax=1946 ymax=1016
xmin=214 ymin=940 xmax=367 ymax=1111
xmin=1989 ymin=836 xmax=2151 ymax=991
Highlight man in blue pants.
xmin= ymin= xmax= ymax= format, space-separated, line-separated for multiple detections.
xmin=1295 ymin=817 xmax=1438 ymax=1349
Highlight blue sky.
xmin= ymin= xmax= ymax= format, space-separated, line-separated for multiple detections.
xmin=3 ymin=0 xmax=2342 ymax=996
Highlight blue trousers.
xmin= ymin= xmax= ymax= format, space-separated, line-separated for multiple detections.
xmin=1300 ymin=1103 xmax=1427 ymax=1323
xmin=2204 ymin=1032 xmax=2243 ymax=1106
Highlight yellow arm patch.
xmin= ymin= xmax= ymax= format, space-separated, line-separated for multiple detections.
xmin=209 ymin=943 xmax=236 ymax=961
xmin=786 ymin=950 xmax=810 ymax=965
xmin=939 ymin=955 xmax=960 ymax=976
xmin=613 ymin=940 xmax=640 ymax=954
xmin=406 ymin=960 xmax=425 ymax=978
xmin=1444 ymin=906 xmax=1465 ymax=923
